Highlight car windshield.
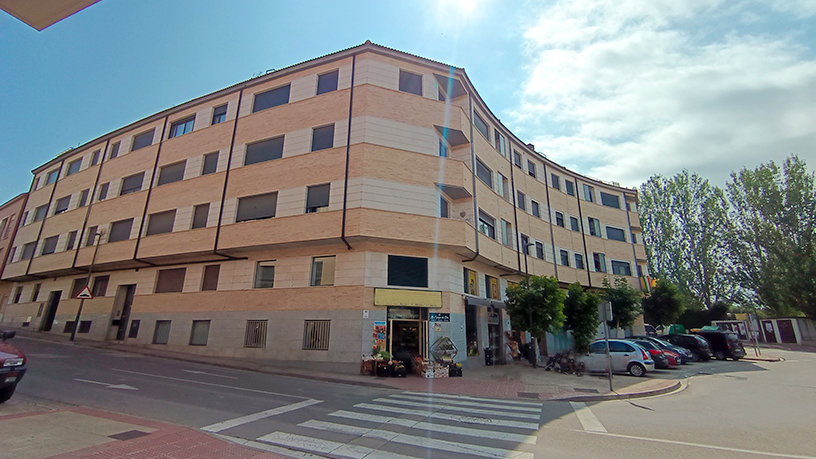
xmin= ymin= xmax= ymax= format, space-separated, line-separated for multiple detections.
xmin=694 ymin=336 xmax=709 ymax=345
xmin=633 ymin=340 xmax=657 ymax=350
xmin=652 ymin=338 xmax=672 ymax=347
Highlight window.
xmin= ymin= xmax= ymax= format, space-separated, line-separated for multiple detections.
xmin=158 ymin=161 xmax=186 ymax=185
xmin=236 ymin=192 xmax=277 ymax=222
xmin=253 ymin=85 xmax=290 ymax=112
xmin=560 ymin=249 xmax=569 ymax=267
xmin=497 ymin=173 xmax=508 ymax=198
xmin=317 ymin=70 xmax=339 ymax=95
xmin=607 ymin=227 xmax=626 ymax=242
xmin=189 ymin=320 xmax=210 ymax=346
xmin=66 ymin=231 xmax=77 ymax=250
xmin=555 ymin=212 xmax=564 ymax=227
xmin=575 ymin=253 xmax=585 ymax=270
xmin=254 ymin=261 xmax=275 ymax=288
xmin=494 ymin=132 xmax=506 ymax=156
xmin=32 ymin=178 xmax=40 ymax=191
xmin=192 ymin=203 xmax=209 ymax=229
xmin=20 ymin=212 xmax=28 ymax=226
xmin=531 ymin=201 xmax=540 ymax=218
xmin=9 ymin=247 xmax=16 ymax=262
xmin=92 ymin=275 xmax=109 ymax=296
xmin=588 ymin=217 xmax=601 ymax=236
xmin=67 ymin=159 xmax=82 ymax=176
xmin=244 ymin=320 xmax=268 ymax=348
xmin=475 ymin=158 xmax=492 ymax=187
xmin=551 ymin=173 xmax=561 ymax=191
xmin=132 ymin=129 xmax=155 ymax=151
xmin=21 ymin=242 xmax=36 ymax=260
xmin=583 ymin=184 xmax=594 ymax=202
xmin=517 ymin=191 xmax=526 ymax=211
xmin=474 ymin=113 xmax=489 ymax=139
xmin=120 ymin=172 xmax=145 ymax=195
xmin=155 ymin=268 xmax=186 ymax=293
xmin=54 ymin=195 xmax=70 ymax=214
xmin=90 ymin=150 xmax=100 ymax=166
xmin=528 ymin=160 xmax=536 ymax=178
xmin=201 ymin=265 xmax=220 ymax=291
xmin=513 ymin=151 xmax=522 ymax=168
xmin=303 ymin=320 xmax=330 ymax=350
xmin=0 ymin=218 xmax=6 ymax=239
xmin=71 ymin=278 xmax=87 ymax=298
xmin=307 ymin=184 xmax=331 ymax=214
xmin=46 ymin=169 xmax=59 ymax=185
xmin=439 ymin=138 xmax=448 ymax=157
xmin=202 ymin=152 xmax=219 ymax=175
xmin=601 ymin=192 xmax=621 ymax=209
xmin=13 ymin=286 xmax=22 ymax=303
xmin=570 ymin=216 xmax=580 ymax=232
xmin=463 ymin=268 xmax=478 ymax=295
xmin=310 ymin=256 xmax=336 ymax=286
xmin=31 ymin=283 xmax=41 ymax=302
xmin=128 ymin=320 xmax=141 ymax=338
xmin=153 ymin=320 xmax=171 ymax=344
xmin=98 ymin=183 xmax=109 ymax=201
xmin=593 ymin=253 xmax=607 ymax=273
xmin=521 ymin=234 xmax=530 ymax=255
xmin=212 ymin=104 xmax=227 ymax=125
xmin=85 ymin=226 xmax=98 ymax=246
xmin=77 ymin=321 xmax=92 ymax=334
xmin=41 ymin=236 xmax=58 ymax=255
xmin=169 ymin=116 xmax=195 ymax=138
xmin=535 ymin=241 xmax=544 ymax=259
xmin=311 ymin=124 xmax=335 ymax=151
xmin=78 ymin=189 xmax=89 ymax=207
xmin=108 ymin=218 xmax=134 ymax=242
xmin=33 ymin=205 xmax=48 ymax=222
xmin=398 ymin=70 xmax=422 ymax=95
xmin=387 ymin=255 xmax=428 ymax=288
xmin=109 ymin=142 xmax=120 ymax=159
xmin=612 ymin=260 xmax=632 ymax=276
xmin=501 ymin=219 xmax=513 ymax=247
xmin=478 ymin=210 xmax=495 ymax=239
xmin=565 ymin=180 xmax=575 ymax=196
xmin=439 ymin=197 xmax=449 ymax=218
xmin=146 ymin=210 xmax=175 ymax=236
xmin=245 ymin=136 xmax=284 ymax=165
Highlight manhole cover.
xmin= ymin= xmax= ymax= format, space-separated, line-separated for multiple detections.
xmin=109 ymin=430 xmax=150 ymax=441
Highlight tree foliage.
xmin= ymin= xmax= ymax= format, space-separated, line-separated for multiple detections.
xmin=602 ymin=276 xmax=642 ymax=329
xmin=505 ymin=275 xmax=566 ymax=339
xmin=563 ymin=283 xmax=601 ymax=354
xmin=642 ymin=278 xmax=685 ymax=326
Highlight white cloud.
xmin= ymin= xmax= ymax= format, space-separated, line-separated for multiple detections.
xmin=511 ymin=0 xmax=816 ymax=187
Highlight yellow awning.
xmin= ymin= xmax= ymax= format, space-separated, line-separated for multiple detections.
xmin=374 ymin=288 xmax=443 ymax=308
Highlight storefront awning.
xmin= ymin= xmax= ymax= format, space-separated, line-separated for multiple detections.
xmin=464 ymin=296 xmax=506 ymax=309
xmin=374 ymin=288 xmax=443 ymax=308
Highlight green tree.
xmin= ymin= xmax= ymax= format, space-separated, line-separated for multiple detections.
xmin=505 ymin=275 xmax=566 ymax=366
xmin=563 ymin=283 xmax=601 ymax=354
xmin=642 ymin=278 xmax=685 ymax=326
xmin=602 ymin=276 xmax=642 ymax=330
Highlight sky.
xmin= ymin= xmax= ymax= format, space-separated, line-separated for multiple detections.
xmin=1 ymin=0 xmax=815 ymax=204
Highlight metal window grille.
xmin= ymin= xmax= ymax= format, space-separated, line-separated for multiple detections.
xmin=189 ymin=320 xmax=210 ymax=346
xmin=153 ymin=320 xmax=171 ymax=344
xmin=303 ymin=320 xmax=330 ymax=350
xmin=78 ymin=321 xmax=92 ymax=334
xmin=244 ymin=320 xmax=268 ymax=348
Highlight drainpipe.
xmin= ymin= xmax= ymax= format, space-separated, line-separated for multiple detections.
xmin=25 ymin=159 xmax=66 ymax=277
xmin=72 ymin=139 xmax=110 ymax=272
xmin=575 ymin=181 xmax=592 ymax=287
xmin=340 ymin=54 xmax=357 ymax=251
xmin=462 ymin=92 xmax=480 ymax=263
xmin=213 ymin=89 xmax=248 ymax=261
xmin=508 ymin=150 xmax=523 ymax=276
xmin=131 ymin=117 xmax=169 ymax=267
xmin=541 ymin=162 xmax=559 ymax=279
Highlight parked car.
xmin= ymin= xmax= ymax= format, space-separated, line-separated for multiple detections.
xmin=629 ymin=335 xmax=693 ymax=364
xmin=644 ymin=324 xmax=658 ymax=337
xmin=626 ymin=339 xmax=672 ymax=369
xmin=578 ymin=339 xmax=655 ymax=377
xmin=695 ymin=330 xmax=746 ymax=361
xmin=662 ymin=349 xmax=682 ymax=366
xmin=0 ymin=330 xmax=27 ymax=403
xmin=665 ymin=333 xmax=713 ymax=361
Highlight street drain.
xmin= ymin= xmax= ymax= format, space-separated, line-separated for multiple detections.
xmin=109 ymin=430 xmax=151 ymax=441
xmin=573 ymin=388 xmax=600 ymax=394
xmin=517 ymin=392 xmax=540 ymax=399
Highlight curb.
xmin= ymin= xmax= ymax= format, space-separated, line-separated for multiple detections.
xmin=552 ymin=380 xmax=682 ymax=402
xmin=741 ymin=356 xmax=783 ymax=362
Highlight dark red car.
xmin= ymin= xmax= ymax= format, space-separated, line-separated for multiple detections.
xmin=0 ymin=330 xmax=26 ymax=403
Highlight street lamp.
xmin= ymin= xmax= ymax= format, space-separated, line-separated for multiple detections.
xmin=521 ymin=241 xmax=538 ymax=366
xmin=70 ymin=229 xmax=104 ymax=342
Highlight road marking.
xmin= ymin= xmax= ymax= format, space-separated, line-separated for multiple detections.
xmin=354 ymin=403 xmax=539 ymax=430
xmin=373 ymin=397 xmax=541 ymax=420
xmin=403 ymin=391 xmax=544 ymax=407
xmin=112 ymin=368 xmax=307 ymax=399
xmin=570 ymin=402 xmax=607 ymax=432
xmin=202 ymin=399 xmax=323 ymax=433
xmin=73 ymin=378 xmax=138 ymax=390
xmin=256 ymin=432 xmax=419 ymax=459
xmin=182 ymin=369 xmax=238 ymax=379
xmin=389 ymin=394 xmax=543 ymax=412
xmin=584 ymin=430 xmax=816 ymax=459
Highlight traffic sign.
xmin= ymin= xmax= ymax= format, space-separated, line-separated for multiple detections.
xmin=75 ymin=286 xmax=93 ymax=300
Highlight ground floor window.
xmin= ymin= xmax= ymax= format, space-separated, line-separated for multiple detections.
xmin=153 ymin=320 xmax=171 ymax=344
xmin=303 ymin=320 xmax=330 ymax=350
xmin=190 ymin=320 xmax=211 ymax=346
xmin=245 ymin=320 xmax=268 ymax=348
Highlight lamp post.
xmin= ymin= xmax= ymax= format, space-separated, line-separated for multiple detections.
xmin=70 ymin=230 xmax=104 ymax=342
xmin=521 ymin=241 xmax=538 ymax=367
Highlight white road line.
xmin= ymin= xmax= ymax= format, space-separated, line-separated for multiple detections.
xmin=373 ymin=397 xmax=541 ymax=420
xmin=403 ymin=391 xmax=543 ymax=407
xmin=354 ymin=403 xmax=540 ymax=430
xmin=390 ymin=394 xmax=543 ymax=413
xmin=570 ymin=402 xmax=607 ymax=433
xmin=298 ymin=420 xmax=535 ymax=459
xmin=584 ymin=431 xmax=816 ymax=459
xmin=73 ymin=378 xmax=139 ymax=390
xmin=111 ymin=368 xmax=307 ymax=399
xmin=181 ymin=369 xmax=238 ymax=379
xmin=326 ymin=411 xmax=537 ymax=445
xmin=201 ymin=399 xmax=323 ymax=433
xmin=257 ymin=432 xmax=419 ymax=459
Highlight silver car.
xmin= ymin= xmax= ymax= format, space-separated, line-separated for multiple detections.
xmin=579 ymin=339 xmax=656 ymax=377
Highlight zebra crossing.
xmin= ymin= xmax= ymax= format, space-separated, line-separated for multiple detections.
xmin=253 ymin=391 xmax=544 ymax=459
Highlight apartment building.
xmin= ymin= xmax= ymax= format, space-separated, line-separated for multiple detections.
xmin=1 ymin=41 xmax=647 ymax=367
xmin=0 ymin=193 xmax=28 ymax=321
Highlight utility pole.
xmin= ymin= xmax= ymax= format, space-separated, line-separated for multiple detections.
xmin=70 ymin=230 xmax=104 ymax=342
xmin=601 ymin=300 xmax=613 ymax=391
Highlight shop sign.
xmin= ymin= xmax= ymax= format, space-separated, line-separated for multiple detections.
xmin=487 ymin=306 xmax=500 ymax=325
xmin=388 ymin=307 xmax=420 ymax=320
xmin=372 ymin=321 xmax=387 ymax=352
xmin=429 ymin=313 xmax=450 ymax=323
xmin=374 ymin=288 xmax=442 ymax=308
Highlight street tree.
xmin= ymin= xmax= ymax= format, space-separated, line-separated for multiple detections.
xmin=505 ymin=275 xmax=566 ymax=366
xmin=563 ymin=283 xmax=601 ymax=354
xmin=642 ymin=278 xmax=685 ymax=327
xmin=602 ymin=276 xmax=642 ymax=331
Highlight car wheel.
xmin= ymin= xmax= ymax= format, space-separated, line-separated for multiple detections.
xmin=0 ymin=385 xmax=16 ymax=403
xmin=732 ymin=357 xmax=741 ymax=361
xmin=690 ymin=352 xmax=701 ymax=362
xmin=628 ymin=363 xmax=646 ymax=377
xmin=715 ymin=351 xmax=726 ymax=360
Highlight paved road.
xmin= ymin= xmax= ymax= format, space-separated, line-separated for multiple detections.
xmin=8 ymin=336 xmax=816 ymax=459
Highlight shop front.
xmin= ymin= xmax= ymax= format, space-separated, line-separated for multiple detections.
xmin=463 ymin=296 xmax=508 ymax=366
xmin=372 ymin=288 xmax=443 ymax=370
